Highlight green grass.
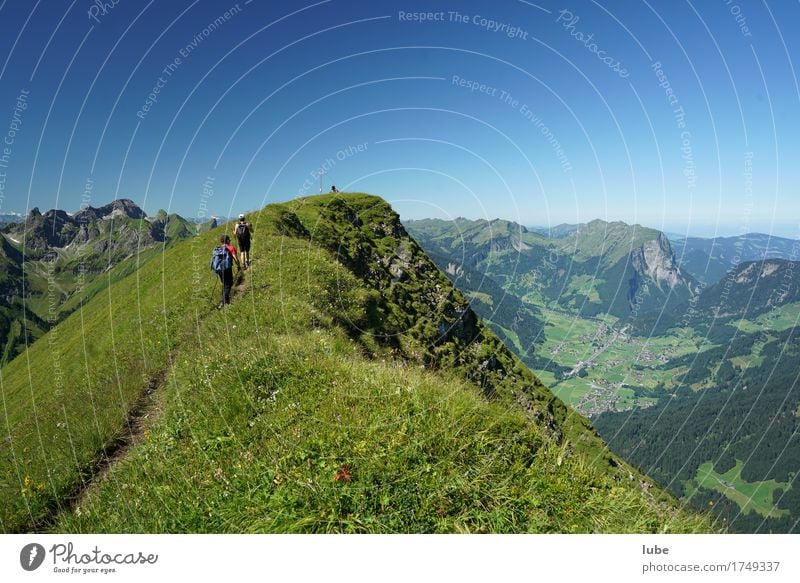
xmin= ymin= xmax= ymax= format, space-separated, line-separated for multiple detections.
xmin=549 ymin=379 xmax=592 ymax=405
xmin=734 ymin=302 xmax=800 ymax=334
xmin=0 ymin=227 xmax=219 ymax=530
xmin=555 ymin=221 xmax=662 ymax=265
xmin=491 ymin=323 xmax=524 ymax=353
xmin=465 ymin=290 xmax=494 ymax=306
xmin=564 ymin=274 xmax=603 ymax=304
xmin=689 ymin=461 xmax=789 ymax=519
xmin=1 ymin=193 xmax=714 ymax=533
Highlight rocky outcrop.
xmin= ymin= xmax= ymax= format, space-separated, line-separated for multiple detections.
xmin=445 ymin=262 xmax=463 ymax=277
xmin=15 ymin=200 xmax=149 ymax=253
xmin=17 ymin=208 xmax=79 ymax=251
xmin=73 ymin=198 xmax=147 ymax=223
xmin=9 ymin=200 xmax=202 ymax=258
xmin=0 ymin=199 xmax=204 ymax=365
xmin=630 ymin=233 xmax=687 ymax=291
xmin=734 ymin=260 xmax=784 ymax=284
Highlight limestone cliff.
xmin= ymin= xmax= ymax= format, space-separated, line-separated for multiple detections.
xmin=630 ymin=232 xmax=688 ymax=291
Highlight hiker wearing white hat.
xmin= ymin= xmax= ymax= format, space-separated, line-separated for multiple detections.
xmin=235 ymin=213 xmax=253 ymax=269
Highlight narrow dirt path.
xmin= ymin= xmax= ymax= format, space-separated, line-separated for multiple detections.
xmin=28 ymin=266 xmax=254 ymax=532
xmin=29 ymin=361 xmax=173 ymax=532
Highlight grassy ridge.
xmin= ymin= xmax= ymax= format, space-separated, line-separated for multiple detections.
xmin=0 ymin=225 xmax=219 ymax=530
xmin=2 ymin=194 xmax=713 ymax=533
xmin=0 ymin=208 xmax=199 ymax=365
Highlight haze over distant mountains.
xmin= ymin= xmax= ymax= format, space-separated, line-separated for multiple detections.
xmin=408 ymin=216 xmax=696 ymax=320
xmin=500 ymin=220 xmax=798 ymax=286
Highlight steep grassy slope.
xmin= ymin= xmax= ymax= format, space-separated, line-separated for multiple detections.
xmin=0 ymin=235 xmax=211 ymax=531
xmin=0 ymin=201 xmax=200 ymax=364
xmin=1 ymin=194 xmax=712 ymax=533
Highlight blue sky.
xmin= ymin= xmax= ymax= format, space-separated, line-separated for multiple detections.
xmin=0 ymin=0 xmax=798 ymax=237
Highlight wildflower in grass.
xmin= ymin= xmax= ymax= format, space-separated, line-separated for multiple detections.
xmin=333 ymin=464 xmax=352 ymax=483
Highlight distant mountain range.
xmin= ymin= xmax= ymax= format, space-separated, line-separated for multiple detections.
xmin=0 ymin=199 xmax=212 ymax=363
xmin=528 ymin=223 xmax=798 ymax=285
xmin=406 ymin=215 xmax=800 ymax=532
xmin=528 ymin=223 xmax=583 ymax=238
xmin=407 ymin=217 xmax=696 ymax=320
xmin=0 ymin=212 xmax=24 ymax=227
xmin=670 ymin=233 xmax=798 ymax=285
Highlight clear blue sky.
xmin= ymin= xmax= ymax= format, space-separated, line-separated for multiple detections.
xmin=0 ymin=0 xmax=798 ymax=237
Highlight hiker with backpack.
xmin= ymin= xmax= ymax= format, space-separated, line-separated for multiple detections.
xmin=235 ymin=213 xmax=253 ymax=269
xmin=211 ymin=234 xmax=240 ymax=307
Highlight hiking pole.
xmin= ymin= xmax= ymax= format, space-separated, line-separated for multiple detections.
xmin=210 ymin=277 xmax=218 ymax=306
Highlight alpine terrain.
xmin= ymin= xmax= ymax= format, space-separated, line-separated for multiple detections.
xmin=407 ymin=217 xmax=800 ymax=532
xmin=0 ymin=199 xmax=205 ymax=364
xmin=0 ymin=193 xmax=712 ymax=533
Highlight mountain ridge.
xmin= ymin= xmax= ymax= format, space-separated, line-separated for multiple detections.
xmin=0 ymin=192 xmax=713 ymax=533
xmin=0 ymin=198 xmax=203 ymax=363
xmin=406 ymin=216 xmax=695 ymax=319
xmin=670 ymin=233 xmax=799 ymax=285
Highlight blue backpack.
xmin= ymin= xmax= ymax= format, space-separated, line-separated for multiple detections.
xmin=210 ymin=245 xmax=231 ymax=274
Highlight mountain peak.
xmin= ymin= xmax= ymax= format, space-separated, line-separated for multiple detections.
xmin=101 ymin=198 xmax=147 ymax=220
xmin=630 ymin=231 xmax=689 ymax=292
xmin=488 ymin=218 xmax=528 ymax=233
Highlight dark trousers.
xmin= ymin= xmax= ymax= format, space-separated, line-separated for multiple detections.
xmin=237 ymin=238 xmax=251 ymax=266
xmin=219 ymin=268 xmax=233 ymax=304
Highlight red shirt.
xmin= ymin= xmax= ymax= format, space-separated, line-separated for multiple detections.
xmin=225 ymin=243 xmax=237 ymax=258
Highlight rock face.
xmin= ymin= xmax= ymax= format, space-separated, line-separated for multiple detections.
xmin=627 ymin=232 xmax=693 ymax=310
xmin=734 ymin=260 xmax=782 ymax=284
xmin=631 ymin=233 xmax=686 ymax=290
xmin=0 ymin=198 xmax=204 ymax=364
xmin=7 ymin=199 xmax=203 ymax=263
xmin=73 ymin=198 xmax=147 ymax=223
xmin=15 ymin=199 xmax=150 ymax=253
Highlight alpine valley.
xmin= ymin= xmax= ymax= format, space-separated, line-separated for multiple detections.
xmin=3 ymin=192 xmax=795 ymax=533
xmin=0 ymin=199 xmax=212 ymax=364
xmin=406 ymin=217 xmax=800 ymax=532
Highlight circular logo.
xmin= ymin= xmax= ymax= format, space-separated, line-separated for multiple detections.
xmin=20 ymin=543 xmax=46 ymax=571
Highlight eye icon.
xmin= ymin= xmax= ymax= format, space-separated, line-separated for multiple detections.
xmin=20 ymin=543 xmax=46 ymax=571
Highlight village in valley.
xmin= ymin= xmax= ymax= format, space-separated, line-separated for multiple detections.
xmin=532 ymin=310 xmax=696 ymax=418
